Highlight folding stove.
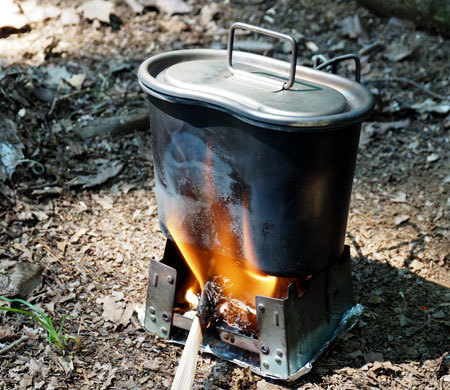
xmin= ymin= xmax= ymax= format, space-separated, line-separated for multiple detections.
xmin=138 ymin=22 xmax=373 ymax=381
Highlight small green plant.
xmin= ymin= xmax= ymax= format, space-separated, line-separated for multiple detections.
xmin=0 ymin=296 xmax=80 ymax=354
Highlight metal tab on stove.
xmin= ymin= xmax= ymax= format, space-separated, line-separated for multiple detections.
xmin=144 ymin=259 xmax=177 ymax=339
xmin=256 ymin=295 xmax=289 ymax=378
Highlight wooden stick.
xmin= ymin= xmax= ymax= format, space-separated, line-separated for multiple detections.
xmin=171 ymin=315 xmax=203 ymax=390
xmin=0 ymin=335 xmax=28 ymax=355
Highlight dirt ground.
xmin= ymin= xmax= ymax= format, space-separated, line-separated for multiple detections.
xmin=0 ymin=0 xmax=449 ymax=389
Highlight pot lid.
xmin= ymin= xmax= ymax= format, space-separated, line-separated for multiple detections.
xmin=159 ymin=59 xmax=347 ymax=118
xmin=138 ymin=23 xmax=374 ymax=129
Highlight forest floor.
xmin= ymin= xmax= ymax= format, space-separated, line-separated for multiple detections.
xmin=0 ymin=0 xmax=449 ymax=389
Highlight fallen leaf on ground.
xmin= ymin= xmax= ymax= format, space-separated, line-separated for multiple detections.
xmin=345 ymin=349 xmax=363 ymax=358
xmin=305 ymin=41 xmax=319 ymax=52
xmin=371 ymin=360 xmax=400 ymax=372
xmin=71 ymin=227 xmax=88 ymax=243
xmin=340 ymin=14 xmax=368 ymax=42
xmin=68 ymin=161 xmax=123 ymax=189
xmin=44 ymin=66 xmax=72 ymax=87
xmin=391 ymin=192 xmax=407 ymax=203
xmin=363 ymin=120 xmax=410 ymax=138
xmin=410 ymin=259 xmax=425 ymax=270
xmin=199 ymin=3 xmax=221 ymax=25
xmin=31 ymin=186 xmax=63 ymax=196
xmin=394 ymin=214 xmax=410 ymax=226
xmin=22 ymin=1 xmax=61 ymax=23
xmin=67 ymin=73 xmax=86 ymax=89
xmin=76 ymin=0 xmax=114 ymax=23
xmin=8 ymin=262 xmax=43 ymax=297
xmin=124 ymin=0 xmax=144 ymax=13
xmin=92 ymin=194 xmax=114 ymax=210
xmin=384 ymin=43 xmax=413 ymax=62
xmin=102 ymin=367 xmax=118 ymax=389
xmin=120 ymin=302 xmax=135 ymax=327
xmin=388 ymin=17 xmax=415 ymax=29
xmin=159 ymin=20 xmax=187 ymax=34
xmin=57 ymin=355 xmax=74 ymax=375
xmin=426 ymin=153 xmax=439 ymax=162
xmin=411 ymin=99 xmax=450 ymax=114
xmin=363 ymin=351 xmax=384 ymax=363
xmin=96 ymin=295 xmax=134 ymax=326
xmin=141 ymin=0 xmax=193 ymax=16
xmin=12 ymin=243 xmax=32 ymax=259
xmin=60 ymin=8 xmax=80 ymax=25
xmin=0 ymin=117 xmax=24 ymax=182
xmin=0 ymin=0 xmax=29 ymax=30
xmin=256 ymin=379 xmax=284 ymax=390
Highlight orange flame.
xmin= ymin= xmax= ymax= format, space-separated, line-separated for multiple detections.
xmin=166 ymin=141 xmax=297 ymax=321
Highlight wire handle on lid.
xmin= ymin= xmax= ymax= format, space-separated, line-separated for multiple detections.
xmin=313 ymin=54 xmax=361 ymax=83
xmin=227 ymin=22 xmax=298 ymax=90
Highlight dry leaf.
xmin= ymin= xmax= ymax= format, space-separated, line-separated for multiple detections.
xmin=384 ymin=43 xmax=413 ymax=62
xmin=410 ymin=259 xmax=425 ymax=270
xmin=432 ymin=310 xmax=445 ymax=319
xmin=9 ymin=262 xmax=43 ymax=297
xmin=111 ymin=291 xmax=124 ymax=301
xmin=363 ymin=351 xmax=384 ymax=363
xmin=199 ymin=3 xmax=221 ymax=25
xmin=69 ymin=161 xmax=123 ymax=188
xmin=12 ymin=243 xmax=32 ymax=259
xmin=21 ymin=1 xmax=61 ymax=23
xmin=306 ymin=41 xmax=319 ymax=52
xmin=140 ymin=0 xmax=192 ymax=16
xmin=340 ymin=14 xmax=368 ymax=42
xmin=345 ymin=349 xmax=363 ymax=358
xmin=71 ymin=227 xmax=88 ymax=243
xmin=412 ymin=99 xmax=450 ymax=114
xmin=119 ymin=302 xmax=135 ymax=327
xmin=398 ymin=313 xmax=409 ymax=326
xmin=363 ymin=120 xmax=410 ymax=138
xmin=0 ymin=117 xmax=24 ymax=183
xmin=57 ymin=355 xmax=74 ymax=375
xmin=426 ymin=153 xmax=439 ymax=163
xmin=159 ymin=20 xmax=187 ymax=34
xmin=56 ymin=241 xmax=67 ymax=254
xmin=0 ymin=0 xmax=29 ymax=30
xmin=96 ymin=294 xmax=133 ymax=326
xmin=67 ymin=73 xmax=86 ymax=89
xmin=124 ymin=0 xmax=144 ymax=14
xmin=92 ymin=194 xmax=114 ymax=210
xmin=102 ymin=367 xmax=118 ymax=389
xmin=97 ymin=295 xmax=122 ymax=323
xmin=394 ymin=215 xmax=409 ymax=226
xmin=44 ymin=65 xmax=72 ymax=87
xmin=76 ymin=0 xmax=114 ymax=23
xmin=60 ymin=8 xmax=80 ymax=25
xmin=256 ymin=380 xmax=284 ymax=390
xmin=391 ymin=192 xmax=407 ymax=203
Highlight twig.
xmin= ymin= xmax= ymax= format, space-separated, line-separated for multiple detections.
xmin=73 ymin=108 xmax=150 ymax=139
xmin=366 ymin=76 xmax=447 ymax=101
xmin=171 ymin=282 xmax=212 ymax=390
xmin=171 ymin=315 xmax=203 ymax=390
xmin=0 ymin=335 xmax=29 ymax=355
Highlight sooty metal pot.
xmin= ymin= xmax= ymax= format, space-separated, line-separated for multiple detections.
xmin=138 ymin=23 xmax=374 ymax=277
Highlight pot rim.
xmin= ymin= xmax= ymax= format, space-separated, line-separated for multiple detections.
xmin=138 ymin=49 xmax=375 ymax=129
